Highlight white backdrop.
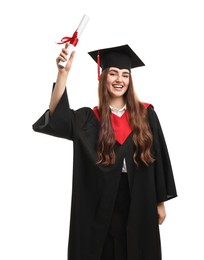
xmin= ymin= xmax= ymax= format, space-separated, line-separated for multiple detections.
xmin=0 ymin=0 xmax=203 ymax=259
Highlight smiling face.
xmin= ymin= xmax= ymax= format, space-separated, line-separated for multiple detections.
xmin=105 ymin=67 xmax=130 ymax=104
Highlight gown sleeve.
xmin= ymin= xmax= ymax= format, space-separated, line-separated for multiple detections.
xmin=147 ymin=107 xmax=178 ymax=203
xmin=33 ymin=85 xmax=76 ymax=140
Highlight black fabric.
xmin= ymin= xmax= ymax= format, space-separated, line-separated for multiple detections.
xmin=88 ymin=44 xmax=145 ymax=71
xmin=101 ymin=172 xmax=130 ymax=260
xmin=33 ymin=87 xmax=177 ymax=260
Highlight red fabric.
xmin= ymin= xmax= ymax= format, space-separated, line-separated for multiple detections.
xmin=110 ymin=112 xmax=132 ymax=144
xmin=93 ymin=107 xmax=131 ymax=144
xmin=93 ymin=103 xmax=153 ymax=144
xmin=56 ymin=31 xmax=79 ymax=46
xmin=97 ymin=51 xmax=101 ymax=81
xmin=93 ymin=107 xmax=100 ymax=121
xmin=142 ymin=102 xmax=154 ymax=109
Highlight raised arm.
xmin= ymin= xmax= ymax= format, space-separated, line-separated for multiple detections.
xmin=49 ymin=44 xmax=75 ymax=115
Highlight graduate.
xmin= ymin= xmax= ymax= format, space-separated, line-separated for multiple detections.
xmin=33 ymin=43 xmax=177 ymax=260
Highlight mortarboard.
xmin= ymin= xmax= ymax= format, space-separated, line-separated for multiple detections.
xmin=88 ymin=44 xmax=145 ymax=79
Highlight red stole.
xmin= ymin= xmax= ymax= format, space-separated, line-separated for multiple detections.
xmin=111 ymin=111 xmax=132 ymax=144
xmin=93 ymin=103 xmax=153 ymax=145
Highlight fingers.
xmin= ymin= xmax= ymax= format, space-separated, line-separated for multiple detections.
xmin=158 ymin=213 xmax=166 ymax=225
xmin=56 ymin=46 xmax=75 ymax=71
xmin=157 ymin=202 xmax=166 ymax=225
xmin=56 ymin=47 xmax=68 ymax=63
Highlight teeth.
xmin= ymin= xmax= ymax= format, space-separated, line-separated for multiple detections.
xmin=113 ymin=85 xmax=123 ymax=88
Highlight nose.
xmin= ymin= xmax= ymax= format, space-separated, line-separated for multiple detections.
xmin=116 ymin=73 xmax=123 ymax=82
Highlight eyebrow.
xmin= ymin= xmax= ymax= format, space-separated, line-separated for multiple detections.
xmin=109 ymin=69 xmax=130 ymax=74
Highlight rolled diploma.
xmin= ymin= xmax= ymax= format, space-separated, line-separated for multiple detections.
xmin=58 ymin=15 xmax=89 ymax=68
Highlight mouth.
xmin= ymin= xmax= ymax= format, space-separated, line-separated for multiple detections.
xmin=113 ymin=85 xmax=123 ymax=89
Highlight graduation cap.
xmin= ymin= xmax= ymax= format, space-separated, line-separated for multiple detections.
xmin=88 ymin=44 xmax=145 ymax=80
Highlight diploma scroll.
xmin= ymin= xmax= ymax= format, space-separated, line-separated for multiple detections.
xmin=58 ymin=14 xmax=89 ymax=68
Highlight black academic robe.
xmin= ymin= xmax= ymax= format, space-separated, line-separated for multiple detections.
xmin=33 ymin=88 xmax=177 ymax=260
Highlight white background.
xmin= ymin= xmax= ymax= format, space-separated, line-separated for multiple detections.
xmin=0 ymin=0 xmax=203 ymax=259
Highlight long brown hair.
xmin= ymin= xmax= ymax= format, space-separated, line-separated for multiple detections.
xmin=96 ymin=68 xmax=155 ymax=166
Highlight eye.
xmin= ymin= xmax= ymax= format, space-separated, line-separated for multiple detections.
xmin=109 ymin=72 xmax=117 ymax=76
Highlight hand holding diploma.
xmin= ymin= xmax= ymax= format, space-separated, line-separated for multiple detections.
xmin=57 ymin=14 xmax=89 ymax=68
xmin=52 ymin=42 xmax=76 ymax=115
xmin=56 ymin=43 xmax=75 ymax=73
xmin=50 ymin=15 xmax=89 ymax=114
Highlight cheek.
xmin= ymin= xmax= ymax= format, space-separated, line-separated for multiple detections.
xmin=125 ymin=78 xmax=130 ymax=86
xmin=105 ymin=80 xmax=113 ymax=91
xmin=104 ymin=82 xmax=110 ymax=92
xmin=124 ymin=80 xmax=129 ymax=89
xmin=106 ymin=77 xmax=112 ymax=86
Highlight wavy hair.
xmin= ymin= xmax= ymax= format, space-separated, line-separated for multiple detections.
xmin=96 ymin=68 xmax=155 ymax=166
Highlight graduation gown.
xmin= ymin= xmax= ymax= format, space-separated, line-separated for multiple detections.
xmin=33 ymin=87 xmax=177 ymax=260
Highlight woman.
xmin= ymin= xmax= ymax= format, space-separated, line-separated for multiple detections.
xmin=33 ymin=44 xmax=177 ymax=260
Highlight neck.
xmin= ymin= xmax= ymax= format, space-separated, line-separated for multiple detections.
xmin=109 ymin=97 xmax=126 ymax=110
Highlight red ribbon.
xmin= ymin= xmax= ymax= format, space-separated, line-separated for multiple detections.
xmin=56 ymin=31 xmax=79 ymax=46
xmin=97 ymin=50 xmax=101 ymax=81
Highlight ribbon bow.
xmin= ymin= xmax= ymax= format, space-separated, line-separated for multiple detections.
xmin=56 ymin=31 xmax=79 ymax=46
